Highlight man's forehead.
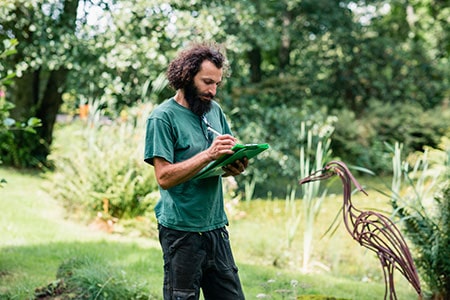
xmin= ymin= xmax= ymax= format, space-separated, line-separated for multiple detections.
xmin=198 ymin=61 xmax=222 ymax=81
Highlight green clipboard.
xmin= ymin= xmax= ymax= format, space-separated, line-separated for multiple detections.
xmin=193 ymin=143 xmax=270 ymax=180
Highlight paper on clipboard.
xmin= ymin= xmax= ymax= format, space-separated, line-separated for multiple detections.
xmin=193 ymin=143 xmax=270 ymax=180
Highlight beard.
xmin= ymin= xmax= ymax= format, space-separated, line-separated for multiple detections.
xmin=184 ymin=81 xmax=213 ymax=116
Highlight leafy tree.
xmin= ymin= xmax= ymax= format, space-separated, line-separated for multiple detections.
xmin=220 ymin=0 xmax=449 ymax=186
xmin=331 ymin=101 xmax=450 ymax=173
xmin=0 ymin=0 xmax=81 ymax=167
xmin=0 ymin=0 xmax=225 ymax=167
xmin=1 ymin=0 xmax=448 ymax=178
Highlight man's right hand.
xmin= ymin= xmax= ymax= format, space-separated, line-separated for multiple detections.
xmin=206 ymin=134 xmax=237 ymax=160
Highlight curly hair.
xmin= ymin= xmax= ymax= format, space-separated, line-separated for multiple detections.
xmin=167 ymin=42 xmax=228 ymax=90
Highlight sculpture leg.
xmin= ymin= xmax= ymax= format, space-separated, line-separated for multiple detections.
xmin=377 ymin=252 xmax=399 ymax=300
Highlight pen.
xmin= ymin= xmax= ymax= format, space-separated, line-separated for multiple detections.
xmin=207 ymin=126 xmax=222 ymax=137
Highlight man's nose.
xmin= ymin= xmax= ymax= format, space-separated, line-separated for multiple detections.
xmin=208 ymin=84 xmax=217 ymax=96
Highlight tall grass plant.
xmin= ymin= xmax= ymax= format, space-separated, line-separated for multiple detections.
xmin=298 ymin=121 xmax=333 ymax=272
xmin=46 ymin=103 xmax=159 ymax=232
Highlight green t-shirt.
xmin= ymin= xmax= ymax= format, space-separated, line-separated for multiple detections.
xmin=144 ymin=98 xmax=233 ymax=232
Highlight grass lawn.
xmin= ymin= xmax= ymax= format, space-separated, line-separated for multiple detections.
xmin=0 ymin=167 xmax=419 ymax=299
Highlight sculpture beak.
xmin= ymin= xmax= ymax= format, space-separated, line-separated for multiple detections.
xmin=298 ymin=167 xmax=335 ymax=185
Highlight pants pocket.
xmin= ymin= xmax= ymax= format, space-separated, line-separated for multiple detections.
xmin=172 ymin=288 xmax=197 ymax=300
xmin=216 ymin=227 xmax=238 ymax=271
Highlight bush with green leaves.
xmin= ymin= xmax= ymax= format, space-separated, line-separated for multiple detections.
xmin=47 ymin=103 xmax=158 ymax=226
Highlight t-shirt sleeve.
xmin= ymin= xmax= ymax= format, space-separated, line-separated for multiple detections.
xmin=144 ymin=116 xmax=174 ymax=165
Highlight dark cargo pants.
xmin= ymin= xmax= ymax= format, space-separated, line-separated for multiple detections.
xmin=158 ymin=225 xmax=245 ymax=300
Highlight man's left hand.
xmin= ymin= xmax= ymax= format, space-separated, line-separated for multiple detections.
xmin=222 ymin=157 xmax=249 ymax=177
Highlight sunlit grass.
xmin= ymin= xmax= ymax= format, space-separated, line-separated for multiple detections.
xmin=0 ymin=167 xmax=417 ymax=299
xmin=228 ymin=177 xmax=418 ymax=299
xmin=0 ymin=168 xmax=161 ymax=298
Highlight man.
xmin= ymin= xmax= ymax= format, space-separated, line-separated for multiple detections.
xmin=144 ymin=42 xmax=247 ymax=300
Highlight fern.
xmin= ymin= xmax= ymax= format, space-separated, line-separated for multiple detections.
xmin=390 ymin=142 xmax=449 ymax=299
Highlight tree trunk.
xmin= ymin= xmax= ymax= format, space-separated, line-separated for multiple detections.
xmin=10 ymin=70 xmax=40 ymax=120
xmin=279 ymin=10 xmax=292 ymax=72
xmin=35 ymin=69 xmax=68 ymax=147
xmin=248 ymin=47 xmax=262 ymax=83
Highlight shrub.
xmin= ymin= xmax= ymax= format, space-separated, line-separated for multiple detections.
xmin=46 ymin=104 xmax=159 ymax=229
xmin=34 ymin=256 xmax=157 ymax=299
xmin=0 ymin=129 xmax=47 ymax=168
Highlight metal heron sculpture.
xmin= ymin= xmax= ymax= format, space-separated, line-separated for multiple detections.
xmin=299 ymin=161 xmax=422 ymax=300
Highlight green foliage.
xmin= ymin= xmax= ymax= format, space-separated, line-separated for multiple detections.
xmin=332 ymin=100 xmax=450 ymax=173
xmin=222 ymin=0 xmax=449 ymax=177
xmin=390 ymin=141 xmax=450 ymax=298
xmin=326 ymin=33 xmax=448 ymax=112
xmin=0 ymin=129 xmax=46 ymax=169
xmin=0 ymin=38 xmax=18 ymax=85
xmin=228 ymin=73 xmax=448 ymax=194
xmin=0 ymin=1 xmax=103 ymax=168
xmin=1 ymin=38 xmax=18 ymax=135
xmin=1 ymin=38 xmax=42 ymax=174
xmin=0 ymin=95 xmax=45 ymax=168
xmin=228 ymin=78 xmax=337 ymax=197
xmin=46 ymin=104 xmax=158 ymax=223
xmin=2 ymin=0 xmax=449 ymax=175
xmin=34 ymin=256 xmax=156 ymax=299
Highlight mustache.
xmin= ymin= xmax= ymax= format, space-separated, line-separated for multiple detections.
xmin=199 ymin=92 xmax=214 ymax=100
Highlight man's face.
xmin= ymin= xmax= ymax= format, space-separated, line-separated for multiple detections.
xmin=184 ymin=60 xmax=222 ymax=116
